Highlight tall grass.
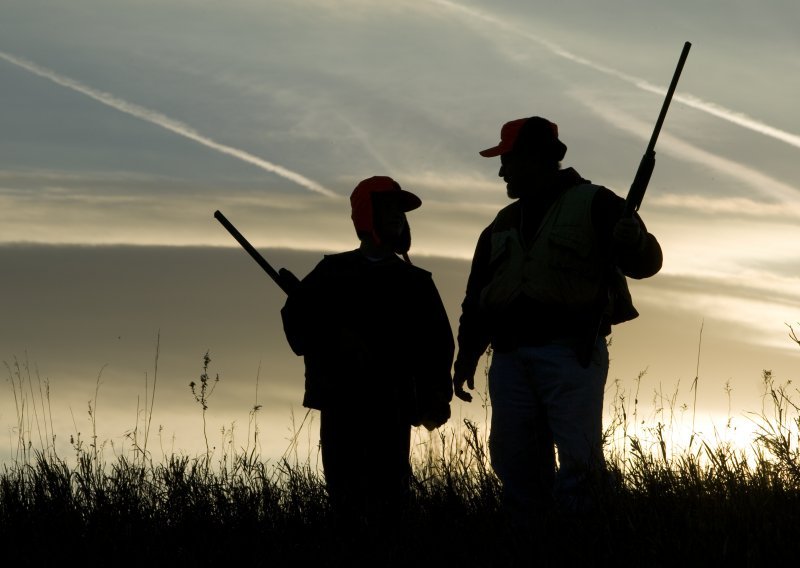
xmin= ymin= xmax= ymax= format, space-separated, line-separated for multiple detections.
xmin=2 ymin=337 xmax=799 ymax=566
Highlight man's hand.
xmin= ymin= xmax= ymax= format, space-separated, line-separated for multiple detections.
xmin=453 ymin=369 xmax=475 ymax=403
xmin=613 ymin=217 xmax=643 ymax=250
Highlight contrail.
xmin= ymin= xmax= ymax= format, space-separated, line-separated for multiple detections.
xmin=581 ymin=95 xmax=800 ymax=203
xmin=336 ymin=113 xmax=395 ymax=174
xmin=0 ymin=50 xmax=338 ymax=197
xmin=432 ymin=0 xmax=800 ymax=150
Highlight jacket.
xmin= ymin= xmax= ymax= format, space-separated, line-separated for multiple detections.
xmin=281 ymin=250 xmax=454 ymax=424
xmin=454 ymin=168 xmax=662 ymax=379
xmin=481 ymin=183 xmax=609 ymax=312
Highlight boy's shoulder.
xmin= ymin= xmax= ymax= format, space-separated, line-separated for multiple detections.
xmin=321 ymin=250 xmax=432 ymax=279
xmin=320 ymin=249 xmax=362 ymax=265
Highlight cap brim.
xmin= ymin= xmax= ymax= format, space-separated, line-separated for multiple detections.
xmin=397 ymin=189 xmax=422 ymax=211
xmin=480 ymin=138 xmax=516 ymax=157
xmin=374 ymin=188 xmax=422 ymax=212
xmin=479 ymin=145 xmax=503 ymax=157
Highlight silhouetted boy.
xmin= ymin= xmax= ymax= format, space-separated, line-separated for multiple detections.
xmin=281 ymin=176 xmax=454 ymax=524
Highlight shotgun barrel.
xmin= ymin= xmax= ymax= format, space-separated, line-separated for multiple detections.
xmin=214 ymin=210 xmax=299 ymax=295
xmin=623 ymin=41 xmax=691 ymax=217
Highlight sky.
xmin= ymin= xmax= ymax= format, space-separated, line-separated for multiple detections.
xmin=1 ymin=0 xmax=799 ymax=466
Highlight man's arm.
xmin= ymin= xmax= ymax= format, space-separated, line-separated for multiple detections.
xmin=615 ymin=215 xmax=662 ymax=279
xmin=593 ymin=187 xmax=663 ymax=279
xmin=453 ymin=225 xmax=494 ymax=402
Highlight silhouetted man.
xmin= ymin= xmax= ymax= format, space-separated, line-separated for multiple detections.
xmin=453 ymin=117 xmax=662 ymax=516
xmin=281 ymin=176 xmax=454 ymax=524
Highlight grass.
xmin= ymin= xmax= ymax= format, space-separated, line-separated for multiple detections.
xmin=1 ymin=337 xmax=799 ymax=566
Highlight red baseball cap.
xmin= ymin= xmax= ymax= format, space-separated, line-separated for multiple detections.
xmin=479 ymin=116 xmax=567 ymax=160
xmin=350 ymin=176 xmax=421 ymax=241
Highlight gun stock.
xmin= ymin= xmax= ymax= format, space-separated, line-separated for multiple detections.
xmin=213 ymin=210 xmax=299 ymax=296
xmin=623 ymin=41 xmax=691 ymax=218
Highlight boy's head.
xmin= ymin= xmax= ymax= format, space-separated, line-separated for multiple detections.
xmin=350 ymin=176 xmax=421 ymax=254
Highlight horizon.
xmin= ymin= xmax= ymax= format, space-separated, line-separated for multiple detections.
xmin=2 ymin=243 xmax=796 ymax=466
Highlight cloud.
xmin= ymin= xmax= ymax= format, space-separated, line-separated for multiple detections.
xmin=576 ymin=95 xmax=800 ymax=203
xmin=394 ymin=171 xmax=499 ymax=195
xmin=0 ymin=182 xmax=354 ymax=249
xmin=334 ymin=113 xmax=396 ymax=174
xmin=665 ymin=92 xmax=800 ymax=150
xmin=0 ymin=50 xmax=339 ymax=198
xmin=650 ymin=194 xmax=800 ymax=221
xmin=1 ymin=244 xmax=795 ymax=463
xmin=431 ymin=0 xmax=800 ymax=152
xmin=634 ymin=281 xmax=800 ymax=354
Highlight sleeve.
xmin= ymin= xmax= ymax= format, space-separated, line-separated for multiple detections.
xmin=592 ymin=187 xmax=663 ymax=279
xmin=280 ymin=293 xmax=304 ymax=357
xmin=452 ymin=225 xmax=494 ymax=381
xmin=414 ymin=274 xmax=455 ymax=406
xmin=280 ymin=259 xmax=329 ymax=356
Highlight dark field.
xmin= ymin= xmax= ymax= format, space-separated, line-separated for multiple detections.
xmin=2 ymin=348 xmax=799 ymax=567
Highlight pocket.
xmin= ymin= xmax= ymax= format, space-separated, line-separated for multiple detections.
xmin=480 ymin=233 xmax=524 ymax=310
xmin=548 ymin=227 xmax=592 ymax=268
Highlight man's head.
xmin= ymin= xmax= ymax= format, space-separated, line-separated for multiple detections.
xmin=480 ymin=117 xmax=568 ymax=198
xmin=350 ymin=176 xmax=421 ymax=254
xmin=480 ymin=116 xmax=567 ymax=161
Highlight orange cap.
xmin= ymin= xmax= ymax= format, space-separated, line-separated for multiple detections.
xmin=350 ymin=176 xmax=421 ymax=244
xmin=479 ymin=116 xmax=567 ymax=160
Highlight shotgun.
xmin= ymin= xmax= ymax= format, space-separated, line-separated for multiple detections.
xmin=623 ymin=41 xmax=691 ymax=217
xmin=577 ymin=42 xmax=691 ymax=368
xmin=213 ymin=210 xmax=300 ymax=295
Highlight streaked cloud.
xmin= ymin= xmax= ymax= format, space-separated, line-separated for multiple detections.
xmin=431 ymin=0 xmax=800 ymax=152
xmin=657 ymin=92 xmax=800 ymax=150
xmin=0 ymin=50 xmax=338 ymax=198
xmin=1 ymin=245 xmax=795 ymax=464
xmin=576 ymin=94 xmax=800 ymax=203
xmin=651 ymin=194 xmax=800 ymax=220
xmin=2 ymin=0 xmax=799 ymax=464
xmin=0 ymin=182 xmax=353 ymax=249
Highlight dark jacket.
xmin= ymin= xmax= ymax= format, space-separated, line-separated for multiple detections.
xmin=454 ymin=168 xmax=662 ymax=379
xmin=281 ymin=250 xmax=454 ymax=425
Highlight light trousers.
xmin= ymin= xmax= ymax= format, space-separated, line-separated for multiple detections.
xmin=488 ymin=338 xmax=609 ymax=514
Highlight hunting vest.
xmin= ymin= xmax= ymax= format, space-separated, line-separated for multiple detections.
xmin=480 ymin=183 xmax=638 ymax=324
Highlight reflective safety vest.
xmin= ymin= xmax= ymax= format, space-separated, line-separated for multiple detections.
xmin=480 ymin=183 xmax=638 ymax=324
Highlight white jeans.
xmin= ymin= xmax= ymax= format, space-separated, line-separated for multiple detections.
xmin=488 ymin=338 xmax=609 ymax=514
